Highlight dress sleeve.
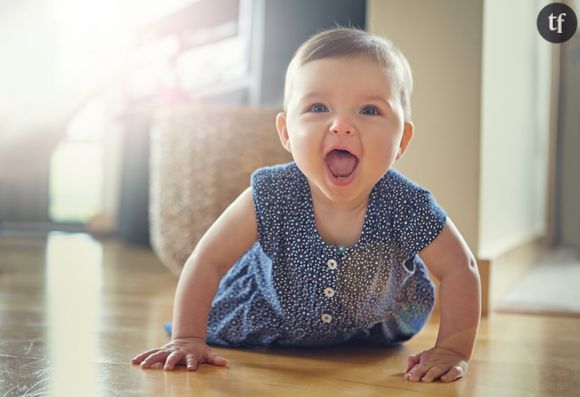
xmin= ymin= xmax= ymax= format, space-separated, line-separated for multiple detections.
xmin=387 ymin=173 xmax=447 ymax=258
xmin=250 ymin=166 xmax=285 ymax=257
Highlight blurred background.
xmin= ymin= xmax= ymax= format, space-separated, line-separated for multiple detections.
xmin=0 ymin=0 xmax=578 ymax=284
xmin=0 ymin=0 xmax=368 ymax=244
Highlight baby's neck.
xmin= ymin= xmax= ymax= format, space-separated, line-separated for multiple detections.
xmin=309 ymin=186 xmax=370 ymax=248
xmin=308 ymin=181 xmax=370 ymax=215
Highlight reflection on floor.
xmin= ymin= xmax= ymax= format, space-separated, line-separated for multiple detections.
xmin=1 ymin=232 xmax=579 ymax=397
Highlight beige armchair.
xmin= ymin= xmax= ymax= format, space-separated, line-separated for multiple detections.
xmin=149 ymin=106 xmax=293 ymax=275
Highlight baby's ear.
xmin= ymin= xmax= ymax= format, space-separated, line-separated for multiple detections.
xmin=275 ymin=112 xmax=292 ymax=153
xmin=396 ymin=122 xmax=414 ymax=160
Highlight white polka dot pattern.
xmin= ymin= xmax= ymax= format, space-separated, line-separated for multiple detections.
xmin=206 ymin=162 xmax=446 ymax=347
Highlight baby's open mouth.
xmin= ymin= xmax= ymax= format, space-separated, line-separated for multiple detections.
xmin=325 ymin=149 xmax=359 ymax=179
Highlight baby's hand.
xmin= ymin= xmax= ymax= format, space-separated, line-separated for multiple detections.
xmin=131 ymin=337 xmax=228 ymax=371
xmin=404 ymin=346 xmax=467 ymax=383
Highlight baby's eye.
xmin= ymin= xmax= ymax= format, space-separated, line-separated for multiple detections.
xmin=360 ymin=105 xmax=380 ymax=116
xmin=309 ymin=103 xmax=328 ymax=113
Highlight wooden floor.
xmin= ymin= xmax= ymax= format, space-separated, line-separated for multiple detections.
xmin=1 ymin=232 xmax=579 ymax=397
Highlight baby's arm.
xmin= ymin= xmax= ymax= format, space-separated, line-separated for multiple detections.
xmin=132 ymin=187 xmax=258 ymax=371
xmin=406 ymin=218 xmax=481 ymax=383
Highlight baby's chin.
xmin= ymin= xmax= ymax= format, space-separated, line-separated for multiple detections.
xmin=309 ymin=174 xmax=372 ymax=206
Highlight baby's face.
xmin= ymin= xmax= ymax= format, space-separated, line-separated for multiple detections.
xmin=276 ymin=55 xmax=413 ymax=205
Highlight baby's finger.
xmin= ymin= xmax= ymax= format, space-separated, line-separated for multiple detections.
xmin=420 ymin=365 xmax=448 ymax=383
xmin=132 ymin=349 xmax=160 ymax=365
xmin=440 ymin=365 xmax=465 ymax=383
xmin=186 ymin=354 xmax=199 ymax=371
xmin=140 ymin=350 xmax=170 ymax=369
xmin=164 ymin=351 xmax=185 ymax=371
xmin=405 ymin=363 xmax=431 ymax=382
xmin=405 ymin=353 xmax=421 ymax=373
xmin=207 ymin=352 xmax=228 ymax=367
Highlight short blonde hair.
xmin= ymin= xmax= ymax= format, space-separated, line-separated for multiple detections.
xmin=283 ymin=28 xmax=414 ymax=122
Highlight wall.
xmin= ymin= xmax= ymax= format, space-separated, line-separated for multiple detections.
xmin=367 ymin=0 xmax=484 ymax=253
xmin=368 ymin=0 xmax=557 ymax=261
xmin=478 ymin=0 xmax=552 ymax=258
xmin=556 ymin=16 xmax=580 ymax=248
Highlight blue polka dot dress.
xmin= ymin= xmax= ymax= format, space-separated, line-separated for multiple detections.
xmin=206 ymin=162 xmax=446 ymax=347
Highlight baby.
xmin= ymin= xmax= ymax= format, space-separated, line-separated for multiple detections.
xmin=132 ymin=27 xmax=481 ymax=383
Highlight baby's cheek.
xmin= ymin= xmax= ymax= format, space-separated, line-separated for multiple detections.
xmin=294 ymin=136 xmax=322 ymax=159
xmin=365 ymin=149 xmax=395 ymax=173
xmin=290 ymin=149 xmax=318 ymax=180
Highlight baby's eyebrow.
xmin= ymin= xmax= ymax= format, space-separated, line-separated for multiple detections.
xmin=362 ymin=94 xmax=394 ymax=111
xmin=297 ymin=92 xmax=395 ymax=111
xmin=299 ymin=92 xmax=328 ymax=101
xmin=361 ymin=94 xmax=394 ymax=110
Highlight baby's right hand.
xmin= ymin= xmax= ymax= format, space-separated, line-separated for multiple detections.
xmin=131 ymin=337 xmax=228 ymax=371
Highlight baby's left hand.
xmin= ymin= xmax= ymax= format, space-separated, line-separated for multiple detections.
xmin=404 ymin=346 xmax=468 ymax=383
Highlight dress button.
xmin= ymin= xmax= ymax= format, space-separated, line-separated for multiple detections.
xmin=327 ymin=259 xmax=337 ymax=269
xmin=321 ymin=313 xmax=333 ymax=323
xmin=324 ymin=287 xmax=335 ymax=297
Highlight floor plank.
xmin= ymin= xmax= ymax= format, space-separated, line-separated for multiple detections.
xmin=1 ymin=232 xmax=579 ymax=396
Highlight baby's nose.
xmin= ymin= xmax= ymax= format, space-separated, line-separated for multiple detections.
xmin=329 ymin=117 xmax=355 ymax=135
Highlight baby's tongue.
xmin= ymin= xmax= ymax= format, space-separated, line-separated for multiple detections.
xmin=326 ymin=150 xmax=358 ymax=177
